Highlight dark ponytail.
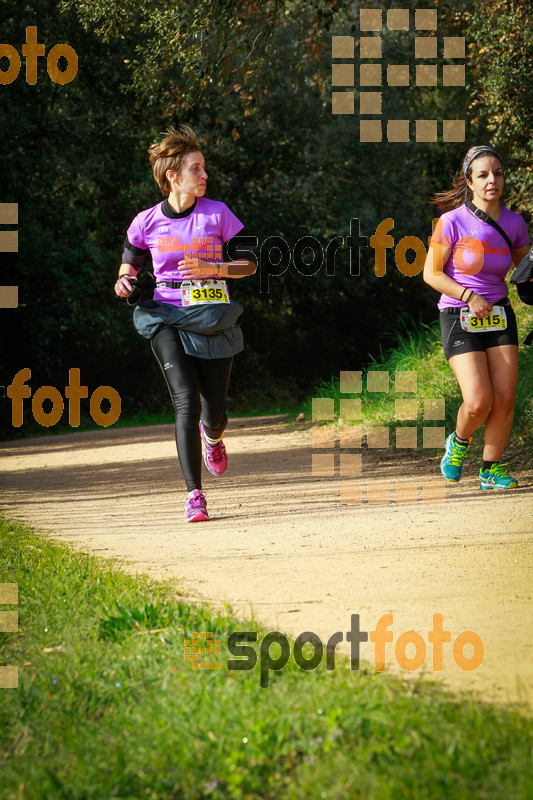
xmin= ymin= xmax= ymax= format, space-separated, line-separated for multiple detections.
xmin=429 ymin=169 xmax=472 ymax=212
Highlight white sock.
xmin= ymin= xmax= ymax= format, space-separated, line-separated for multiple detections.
xmin=188 ymin=489 xmax=202 ymax=498
xmin=204 ymin=433 xmax=222 ymax=445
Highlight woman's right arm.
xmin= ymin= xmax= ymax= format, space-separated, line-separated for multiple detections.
xmin=114 ymin=264 xmax=140 ymax=298
xmin=115 ymin=229 xmax=148 ymax=297
xmin=423 ymin=243 xmax=493 ymax=318
xmin=423 ymin=242 xmax=462 ymax=298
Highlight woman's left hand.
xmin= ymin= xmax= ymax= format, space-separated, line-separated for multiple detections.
xmin=178 ymin=258 xmax=217 ymax=280
xmin=467 ymin=291 xmax=493 ymax=319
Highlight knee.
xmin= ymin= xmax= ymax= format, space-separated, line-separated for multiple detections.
xmin=463 ymin=393 xmax=492 ymax=419
xmin=170 ymin=389 xmax=201 ymax=421
xmin=490 ymin=391 xmax=516 ymax=415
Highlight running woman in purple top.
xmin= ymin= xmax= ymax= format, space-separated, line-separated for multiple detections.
xmin=423 ymin=146 xmax=530 ymax=490
xmin=115 ymin=126 xmax=256 ymax=521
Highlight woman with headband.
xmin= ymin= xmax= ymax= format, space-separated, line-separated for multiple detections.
xmin=423 ymin=145 xmax=530 ymax=489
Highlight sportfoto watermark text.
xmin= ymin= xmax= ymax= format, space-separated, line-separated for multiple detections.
xmin=228 ymin=219 xmax=483 ymax=292
xmin=226 ymin=613 xmax=484 ymax=688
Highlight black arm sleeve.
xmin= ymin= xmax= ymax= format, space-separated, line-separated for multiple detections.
xmin=121 ymin=237 xmax=149 ymax=270
xmin=223 ymin=226 xmax=258 ymax=265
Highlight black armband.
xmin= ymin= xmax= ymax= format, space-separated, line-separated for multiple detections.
xmin=121 ymin=237 xmax=149 ymax=270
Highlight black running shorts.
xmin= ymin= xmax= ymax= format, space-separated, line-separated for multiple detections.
xmin=440 ymin=302 xmax=518 ymax=360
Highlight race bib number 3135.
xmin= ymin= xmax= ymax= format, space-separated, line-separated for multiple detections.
xmin=181 ymin=280 xmax=230 ymax=306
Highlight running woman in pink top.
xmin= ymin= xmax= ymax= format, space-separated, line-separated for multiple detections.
xmin=423 ymin=146 xmax=530 ymax=489
xmin=114 ymin=126 xmax=256 ymax=521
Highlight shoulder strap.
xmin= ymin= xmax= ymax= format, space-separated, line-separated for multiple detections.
xmin=465 ymin=200 xmax=513 ymax=252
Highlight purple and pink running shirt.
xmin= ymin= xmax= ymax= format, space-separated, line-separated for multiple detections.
xmin=126 ymin=197 xmax=244 ymax=308
xmin=430 ymin=204 xmax=529 ymax=310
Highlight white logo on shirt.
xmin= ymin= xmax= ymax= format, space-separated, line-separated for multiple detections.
xmin=158 ymin=226 xmax=170 ymax=232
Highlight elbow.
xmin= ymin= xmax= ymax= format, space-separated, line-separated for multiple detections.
xmin=422 ymin=261 xmax=437 ymax=288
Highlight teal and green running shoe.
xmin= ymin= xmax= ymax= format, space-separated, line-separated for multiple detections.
xmin=440 ymin=432 xmax=470 ymax=482
xmin=479 ymin=463 xmax=518 ymax=490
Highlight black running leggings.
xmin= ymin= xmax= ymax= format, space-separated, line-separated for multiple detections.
xmin=151 ymin=327 xmax=233 ymax=491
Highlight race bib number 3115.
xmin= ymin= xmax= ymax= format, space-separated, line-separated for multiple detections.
xmin=460 ymin=305 xmax=507 ymax=332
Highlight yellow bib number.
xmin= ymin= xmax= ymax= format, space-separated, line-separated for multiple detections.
xmin=460 ymin=305 xmax=507 ymax=333
xmin=181 ymin=280 xmax=229 ymax=306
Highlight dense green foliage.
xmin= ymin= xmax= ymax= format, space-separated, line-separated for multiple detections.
xmin=468 ymin=0 xmax=533 ymax=213
xmin=2 ymin=515 xmax=533 ymax=798
xmin=1 ymin=0 xmax=532 ymax=435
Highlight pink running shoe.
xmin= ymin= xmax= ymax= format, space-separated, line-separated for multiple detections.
xmin=200 ymin=421 xmax=228 ymax=476
xmin=184 ymin=489 xmax=210 ymax=522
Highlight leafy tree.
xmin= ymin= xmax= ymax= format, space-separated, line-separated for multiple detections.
xmin=60 ymin=0 xmax=345 ymax=105
xmin=467 ymin=0 xmax=533 ymax=217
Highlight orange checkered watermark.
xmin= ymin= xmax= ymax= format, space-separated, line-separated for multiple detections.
xmin=0 ymin=582 xmax=19 ymax=689
xmin=312 ymin=370 xmax=447 ymax=504
xmin=184 ymin=631 xmax=222 ymax=670
xmin=332 ymin=7 xmax=466 ymax=143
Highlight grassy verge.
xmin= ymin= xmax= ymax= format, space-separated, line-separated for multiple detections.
xmin=304 ymin=291 xmax=533 ymax=463
xmin=1 ymin=516 xmax=533 ymax=799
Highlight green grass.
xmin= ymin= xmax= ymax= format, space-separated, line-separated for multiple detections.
xmin=1 ymin=515 xmax=533 ymax=799
xmin=305 ymin=291 xmax=533 ymax=461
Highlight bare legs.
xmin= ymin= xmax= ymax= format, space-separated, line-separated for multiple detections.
xmin=448 ymin=345 xmax=518 ymax=461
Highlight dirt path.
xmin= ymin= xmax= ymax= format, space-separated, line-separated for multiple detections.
xmin=1 ymin=417 xmax=532 ymax=706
